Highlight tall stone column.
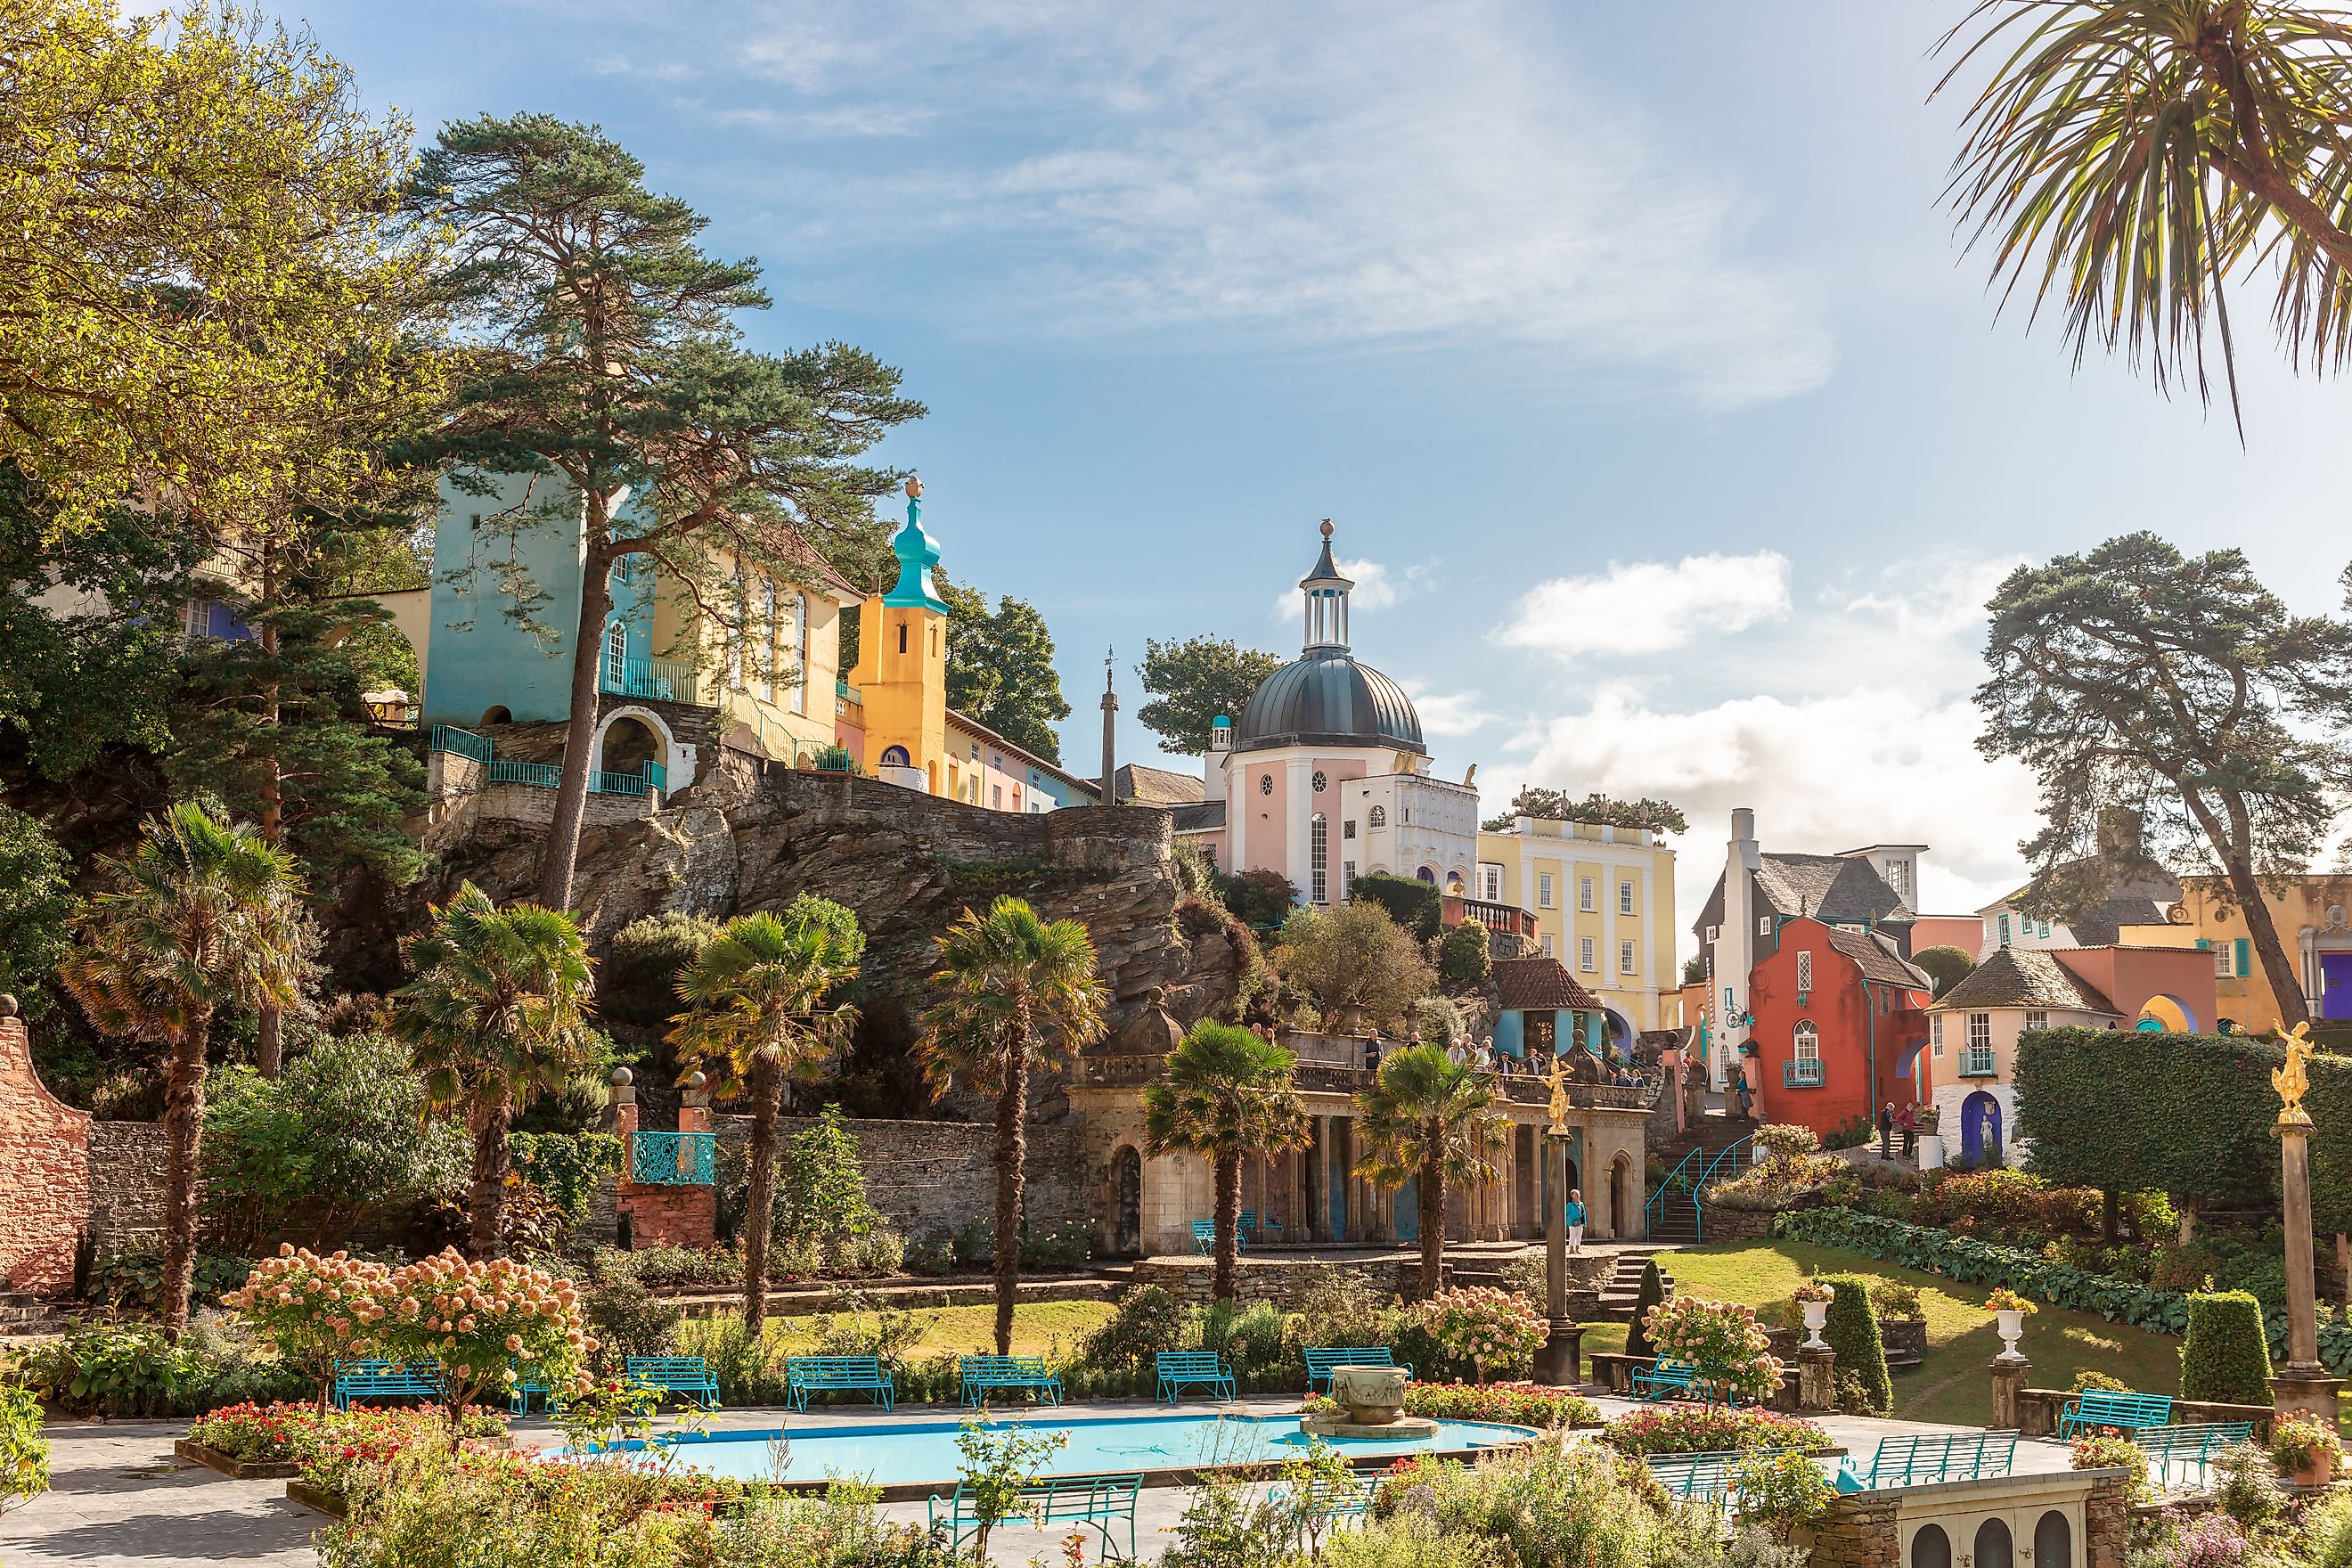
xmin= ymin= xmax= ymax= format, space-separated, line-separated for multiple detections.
xmin=1535 ymin=1129 xmax=1581 ymax=1385
xmin=1990 ymin=1352 xmax=2029 ymax=1431
xmin=2274 ymin=1112 xmax=2343 ymax=1424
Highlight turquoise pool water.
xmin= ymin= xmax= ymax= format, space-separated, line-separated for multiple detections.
xmin=569 ymin=1413 xmax=1538 ymax=1487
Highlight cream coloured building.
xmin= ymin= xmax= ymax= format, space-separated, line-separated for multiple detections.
xmin=1475 ymin=816 xmax=1678 ymax=1042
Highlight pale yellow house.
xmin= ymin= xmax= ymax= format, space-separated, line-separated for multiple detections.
xmin=1474 ymin=815 xmax=1678 ymax=1041
xmin=2119 ymin=874 xmax=2352 ymax=1033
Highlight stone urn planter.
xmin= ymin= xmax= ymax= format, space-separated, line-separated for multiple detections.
xmin=1800 ymin=1301 xmax=1831 ymax=1351
xmin=1303 ymin=1365 xmax=1438 ymax=1441
xmin=1993 ymin=1309 xmax=2027 ymax=1362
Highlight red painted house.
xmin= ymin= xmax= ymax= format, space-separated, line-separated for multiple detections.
xmin=1744 ymin=917 xmax=1933 ymax=1138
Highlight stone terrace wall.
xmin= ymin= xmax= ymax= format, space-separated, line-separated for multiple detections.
xmin=1131 ymin=1254 xmax=1424 ymax=1308
xmin=0 ymin=1013 xmax=91 ymax=1292
xmin=712 ymin=1115 xmax=1087 ymax=1243
xmin=86 ymin=1122 xmax=173 ymax=1261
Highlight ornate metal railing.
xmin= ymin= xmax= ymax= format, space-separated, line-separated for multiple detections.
xmin=1959 ymin=1049 xmax=1997 ymax=1078
xmin=1783 ymin=1058 xmax=1825 ymax=1088
xmin=488 ymin=758 xmax=560 ymax=788
xmin=599 ymin=654 xmax=701 ymax=705
xmin=629 ymin=1131 xmax=715 ymax=1186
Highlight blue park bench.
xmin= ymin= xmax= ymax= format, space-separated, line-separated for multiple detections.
xmin=1301 ymin=1347 xmax=1412 ymax=1395
xmin=2058 ymin=1389 xmax=2173 ymax=1437
xmin=927 ymin=1473 xmax=1142 ymax=1559
xmin=785 ymin=1354 xmax=895 ymax=1412
xmin=1274 ymin=1473 xmax=1375 ymax=1543
xmin=1646 ymin=1448 xmax=1816 ymax=1507
xmin=2133 ymin=1423 xmax=2255 ymax=1490
xmin=1836 ymin=1432 xmax=2018 ymax=1492
xmin=958 ymin=1354 xmax=1064 ymax=1408
xmin=625 ymin=1355 xmax=722 ymax=1410
xmin=1629 ymin=1360 xmax=1706 ymax=1403
xmin=509 ymin=1364 xmax=560 ymax=1417
xmin=1156 ymin=1350 xmax=1237 ymax=1403
xmin=1239 ymin=1209 xmax=1283 ymax=1244
xmin=1191 ymin=1219 xmax=1243 ymax=1255
xmin=331 ymin=1360 xmax=438 ymax=1410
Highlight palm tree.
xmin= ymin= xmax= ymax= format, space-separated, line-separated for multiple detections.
xmin=917 ymin=895 xmax=1108 ymax=1354
xmin=1352 ymin=1042 xmax=1507 ymax=1299
xmin=1938 ymin=2 xmax=2352 ymax=420
xmin=391 ymin=882 xmax=595 ymax=1259
xmin=60 ymin=802 xmax=310 ymax=1337
xmin=1142 ymin=1023 xmax=1310 ymax=1303
xmin=668 ymin=899 xmax=864 ymax=1332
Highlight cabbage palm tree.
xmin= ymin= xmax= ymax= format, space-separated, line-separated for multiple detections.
xmin=917 ymin=896 xmax=1108 ymax=1354
xmin=1352 ymin=1042 xmax=1507 ymax=1299
xmin=60 ymin=802 xmax=311 ymax=1336
xmin=1938 ymin=1 xmax=2352 ymax=420
xmin=392 ymin=883 xmax=596 ymax=1259
xmin=1143 ymin=1023 xmax=1309 ymax=1302
xmin=668 ymin=898 xmax=864 ymax=1331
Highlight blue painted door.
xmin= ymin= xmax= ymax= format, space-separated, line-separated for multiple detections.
xmin=2324 ymin=954 xmax=2352 ymax=1021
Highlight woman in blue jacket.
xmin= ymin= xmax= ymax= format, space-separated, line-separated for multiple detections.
xmin=1564 ymin=1189 xmax=1587 ymax=1254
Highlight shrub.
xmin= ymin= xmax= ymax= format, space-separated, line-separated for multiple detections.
xmin=591 ymin=1244 xmax=741 ymax=1290
xmin=1437 ymin=924 xmax=1491 ymax=990
xmin=1290 ymin=1265 xmax=1403 ymax=1352
xmin=86 ymin=1250 xmax=255 ymax=1313
xmin=2269 ymin=1415 xmax=2343 ymax=1476
xmin=1017 ymin=1218 xmax=1091 ymax=1270
xmin=507 ymin=1131 xmax=622 ymax=1237
xmin=2071 ymin=1368 xmax=2130 ymax=1393
xmin=10 ymin=1323 xmax=212 ymax=1417
xmin=2070 ymin=1433 xmax=2150 ymax=1503
xmin=1197 ymin=1299 xmax=1291 ymax=1384
xmin=1369 ymin=1441 xmax=1688 ymax=1568
xmin=1818 ymin=1275 xmax=1891 ymax=1415
xmin=1079 ymin=1286 xmax=1188 ymax=1372
xmin=0 ymin=1382 xmax=46 ymax=1515
xmin=601 ymin=911 xmax=720 ymax=1026
xmin=1623 ymin=1259 xmax=1665 ymax=1359
xmin=581 ymin=1273 xmax=678 ymax=1368
xmin=1866 ymin=1279 xmax=1922 ymax=1319
xmin=902 ymin=1233 xmax=957 ymax=1278
xmin=2209 ymin=1442 xmax=2284 ymax=1531
xmin=1641 ymin=1295 xmax=1782 ymax=1405
xmin=1399 ymin=1382 xmax=1599 ymax=1429
xmin=1414 ymin=996 xmax=1466 ymax=1049
xmin=1600 ymin=1406 xmax=1832 ymax=1457
xmin=1751 ymin=1123 xmax=1821 ymax=1161
xmin=776 ymin=1107 xmax=880 ymax=1248
xmin=1733 ymin=1448 xmax=1835 ymax=1535
xmin=220 ymin=1246 xmax=394 ymax=1407
xmin=1351 ymin=871 xmax=1443 ymax=941
xmin=2180 ymin=1291 xmax=2272 ymax=1405
xmin=366 ymin=1249 xmax=591 ymax=1419
xmin=1406 ymin=1286 xmax=1545 ymax=1381
xmin=2301 ymin=1491 xmax=2352 ymax=1567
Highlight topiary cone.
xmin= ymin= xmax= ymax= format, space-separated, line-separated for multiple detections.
xmin=1626 ymin=1260 xmax=1666 ymax=1359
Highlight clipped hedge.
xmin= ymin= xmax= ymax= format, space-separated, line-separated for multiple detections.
xmin=1820 ymin=1274 xmax=1891 ymax=1415
xmin=1771 ymin=1206 xmax=2352 ymax=1376
xmin=1625 ymin=1260 xmax=1665 ymax=1360
xmin=2179 ymin=1291 xmax=2272 ymax=1406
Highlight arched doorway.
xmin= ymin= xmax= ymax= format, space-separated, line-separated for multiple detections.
xmin=879 ymin=744 xmax=911 ymax=767
xmin=1111 ymin=1147 xmax=1142 ymax=1257
xmin=2137 ymin=993 xmax=2196 ymax=1032
xmin=1609 ymin=1153 xmax=1633 ymax=1239
xmin=599 ymin=715 xmax=661 ymax=778
xmin=1961 ymin=1090 xmax=2004 ymax=1165
xmin=1907 ymin=1523 xmax=1952 ymax=1568
xmin=479 ymin=705 xmax=512 ymax=727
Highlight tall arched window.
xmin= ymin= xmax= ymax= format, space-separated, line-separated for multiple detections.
xmin=760 ymin=581 xmax=779 ymax=701
xmin=603 ymin=618 xmax=628 ymax=692
xmin=1310 ymin=813 xmax=1328 ymax=903
xmin=730 ymin=565 xmax=748 ymax=689
xmin=790 ymin=592 xmax=810 ymax=715
xmin=1368 ymin=804 xmax=1387 ymax=828
xmin=1793 ymin=1021 xmax=1819 ymax=1059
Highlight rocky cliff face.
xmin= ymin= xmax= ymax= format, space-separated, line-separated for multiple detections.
xmin=357 ymin=750 xmax=1247 ymax=1061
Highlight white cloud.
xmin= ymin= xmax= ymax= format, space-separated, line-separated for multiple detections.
xmin=1495 ymin=552 xmax=1793 ymax=659
xmin=617 ymin=2 xmax=1833 ymax=409
xmin=1399 ymin=682 xmax=1496 ymax=739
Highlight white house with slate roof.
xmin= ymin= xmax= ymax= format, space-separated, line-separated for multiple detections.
xmin=1924 ymin=947 xmax=2121 ymax=1168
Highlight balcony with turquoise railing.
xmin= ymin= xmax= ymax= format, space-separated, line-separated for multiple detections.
xmin=430 ymin=726 xmax=666 ymax=797
xmin=1783 ymin=1058 xmax=1825 ymax=1088
xmin=628 ymin=1130 xmax=715 ymax=1186
xmin=1959 ymin=1049 xmax=1999 ymax=1078
xmin=599 ymin=654 xmax=703 ymax=706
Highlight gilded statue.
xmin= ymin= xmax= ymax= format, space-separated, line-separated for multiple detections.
xmin=1545 ymin=1057 xmax=1572 ymax=1134
xmin=2274 ymin=1020 xmax=2315 ymax=1129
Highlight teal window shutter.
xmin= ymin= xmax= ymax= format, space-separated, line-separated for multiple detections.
xmin=2194 ymin=938 xmax=2210 ymax=950
xmin=2234 ymin=938 xmax=2251 ymax=978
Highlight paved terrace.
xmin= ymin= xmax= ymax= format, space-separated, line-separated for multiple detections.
xmin=0 ymin=1395 xmax=2084 ymax=1568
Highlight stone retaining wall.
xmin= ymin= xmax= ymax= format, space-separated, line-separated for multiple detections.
xmin=86 ymin=1121 xmax=174 ymax=1261
xmin=0 ymin=1015 xmax=90 ymax=1291
xmin=1131 ymin=1254 xmax=1425 ymax=1308
xmin=711 ymin=1115 xmax=1088 ymax=1244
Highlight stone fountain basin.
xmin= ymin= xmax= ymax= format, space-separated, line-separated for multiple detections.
xmin=1303 ymin=1364 xmax=1439 ymax=1441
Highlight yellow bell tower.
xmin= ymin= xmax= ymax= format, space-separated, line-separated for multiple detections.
xmin=847 ymin=478 xmax=949 ymax=792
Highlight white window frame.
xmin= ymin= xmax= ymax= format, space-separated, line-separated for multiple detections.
xmin=1579 ymin=936 xmax=1596 ymax=973
xmin=1477 ymin=863 xmax=1503 ymax=902
xmin=1931 ymin=1014 xmax=1944 ymax=1055
xmin=1706 ymin=924 xmax=1719 ymax=943
xmin=2213 ymin=943 xmax=2234 ymax=977
xmin=1795 ymin=950 xmax=1814 ymax=992
xmin=1793 ymin=1021 xmax=1820 ymax=1061
xmin=1620 ymin=939 xmax=1637 ymax=976
xmin=1758 ymin=915 xmax=1772 ymax=936
xmin=1539 ymin=935 xmax=1554 ymax=959
xmin=2024 ymin=1009 xmax=2047 ymax=1032
xmin=1538 ymin=873 xmax=1555 ymax=910
xmin=761 ymin=580 xmax=780 ymax=702
xmin=790 ymin=591 xmax=809 ymax=715
xmin=1343 ymin=860 xmax=1357 ymax=896
xmin=1619 ymin=880 xmax=1635 ymax=916
xmin=1579 ymin=876 xmax=1595 ymax=912
xmin=1310 ymin=813 xmax=1328 ymax=903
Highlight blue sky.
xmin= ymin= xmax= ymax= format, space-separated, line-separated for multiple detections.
xmin=299 ymin=0 xmax=2352 ymax=929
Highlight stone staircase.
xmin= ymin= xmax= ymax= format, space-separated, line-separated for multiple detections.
xmin=1646 ymin=1109 xmax=1756 ymax=1245
xmin=1596 ymin=1249 xmax=1675 ymax=1322
xmin=0 ymin=1290 xmax=67 ymax=1339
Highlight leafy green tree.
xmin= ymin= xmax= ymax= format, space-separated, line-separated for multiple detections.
xmin=1352 ymin=1042 xmax=1507 ymax=1297
xmin=939 ymin=576 xmax=1071 ymax=764
xmin=1911 ymin=945 xmax=1977 ymax=1000
xmin=1819 ymin=1274 xmax=1891 ymax=1414
xmin=392 ymin=882 xmax=598 ymax=1259
xmin=59 ymin=802 xmax=311 ymax=1335
xmin=1351 ymin=871 xmax=1442 ymax=942
xmin=1937 ymin=1 xmax=2352 ymax=424
xmin=1137 ymin=636 xmax=1286 ymax=755
xmin=917 ymin=896 xmax=1108 ymax=1353
xmin=0 ymin=804 xmax=71 ymax=1015
xmin=410 ymin=114 xmax=922 ymax=910
xmin=1275 ymin=902 xmax=1433 ymax=1035
xmin=1977 ymin=535 xmax=2352 ymax=1028
xmin=1217 ymin=868 xmax=1298 ymax=929
xmin=200 ymin=1033 xmax=467 ymax=1253
xmin=667 ymin=900 xmax=865 ymax=1330
xmin=1437 ymin=924 xmax=1492 ymax=992
xmin=1142 ymin=1024 xmax=1311 ymax=1301
xmin=1479 ymin=788 xmax=1687 ymax=837
xmin=0 ymin=2 xmax=439 ymax=536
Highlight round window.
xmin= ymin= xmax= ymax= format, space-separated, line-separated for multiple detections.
xmin=1259 ymin=774 xmax=1273 ymax=796
xmin=1311 ymin=771 xmax=1327 ymax=792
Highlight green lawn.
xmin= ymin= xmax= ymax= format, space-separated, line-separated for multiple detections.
xmin=1582 ymin=1240 xmax=2185 ymax=1426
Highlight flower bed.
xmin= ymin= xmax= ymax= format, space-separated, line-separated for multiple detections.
xmin=1599 ymin=1405 xmax=1832 ymax=1457
xmin=1401 ymin=1382 xmax=1601 ymax=1428
xmin=181 ymin=1401 xmax=506 ymax=1480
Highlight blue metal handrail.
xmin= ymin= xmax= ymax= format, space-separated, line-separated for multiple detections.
xmin=629 ymin=1131 xmax=715 ymax=1187
xmin=487 ymin=758 xmax=560 ymax=788
xmin=429 ymin=723 xmax=493 ymax=764
xmin=1645 ymin=1144 xmax=1703 ymax=1239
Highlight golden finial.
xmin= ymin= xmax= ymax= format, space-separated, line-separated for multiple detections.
xmin=1544 ymin=1055 xmax=1572 ymax=1134
xmin=904 ymin=476 xmax=923 ymax=499
xmin=1319 ymin=518 xmax=1334 ymax=538
xmin=2275 ymin=1020 xmax=2315 ymax=1129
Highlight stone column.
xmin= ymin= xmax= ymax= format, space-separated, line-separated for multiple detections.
xmin=1798 ymin=1345 xmax=1836 ymax=1413
xmin=2274 ymin=1115 xmax=2344 ymax=1424
xmin=1990 ymin=1353 xmax=2029 ymax=1431
xmin=1536 ymin=1129 xmax=1580 ymax=1385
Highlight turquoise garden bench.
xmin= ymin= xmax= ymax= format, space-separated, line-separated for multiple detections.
xmin=1239 ymin=1209 xmax=1283 ymax=1244
xmin=784 ymin=1354 xmax=894 ymax=1412
xmin=331 ymin=1360 xmax=438 ymax=1410
xmin=1646 ymin=1448 xmax=1815 ymax=1507
xmin=1836 ymin=1431 xmax=2017 ymax=1492
xmin=1277 ymin=1472 xmax=1374 ymax=1542
xmin=1191 ymin=1219 xmax=1242 ymax=1254
xmin=1156 ymin=1350 xmax=1237 ymax=1402
xmin=1301 ymin=1347 xmax=1412 ymax=1394
xmin=2133 ymin=1423 xmax=2254 ymax=1490
xmin=958 ymin=1354 xmax=1064 ymax=1408
xmin=625 ymin=1355 xmax=721 ymax=1410
xmin=508 ymin=1366 xmax=559 ymax=1417
xmin=2058 ymin=1389 xmax=2172 ymax=1437
xmin=928 ymin=1473 xmax=1142 ymax=1559
xmin=1629 ymin=1360 xmax=1705 ymax=1402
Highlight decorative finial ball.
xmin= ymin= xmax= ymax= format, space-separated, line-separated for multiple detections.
xmin=1319 ymin=519 xmax=1333 ymax=538
xmin=0 ymin=994 xmax=16 ymax=1018
xmin=905 ymin=476 xmax=923 ymax=499
xmin=609 ymin=1066 xmax=633 ymax=1087
xmin=684 ymin=1069 xmax=706 ymax=1090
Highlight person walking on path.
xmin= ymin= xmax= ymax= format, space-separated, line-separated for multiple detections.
xmin=1564 ymin=1188 xmax=1587 ymax=1254
xmin=1877 ymin=1102 xmax=1896 ymax=1161
xmin=1897 ymin=1102 xmax=1916 ymax=1160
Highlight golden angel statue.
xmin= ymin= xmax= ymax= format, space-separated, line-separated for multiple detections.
xmin=2274 ymin=1021 xmax=2315 ymax=1128
xmin=1545 ymin=1057 xmax=1572 ymax=1134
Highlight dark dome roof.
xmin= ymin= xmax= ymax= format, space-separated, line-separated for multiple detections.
xmin=1232 ymin=648 xmax=1425 ymax=755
